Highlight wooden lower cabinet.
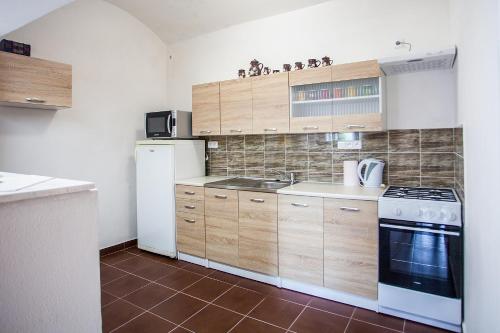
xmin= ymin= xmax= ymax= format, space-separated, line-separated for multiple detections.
xmin=238 ymin=191 xmax=278 ymax=275
xmin=278 ymin=195 xmax=324 ymax=286
xmin=176 ymin=211 xmax=205 ymax=258
xmin=205 ymin=188 xmax=239 ymax=266
xmin=323 ymin=198 xmax=378 ymax=299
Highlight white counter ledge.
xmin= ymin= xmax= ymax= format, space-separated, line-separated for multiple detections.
xmin=175 ymin=176 xmax=231 ymax=187
xmin=277 ymin=182 xmax=385 ymax=201
xmin=0 ymin=172 xmax=95 ymax=204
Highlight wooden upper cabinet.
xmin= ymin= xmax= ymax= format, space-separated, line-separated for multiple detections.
xmin=0 ymin=51 xmax=72 ymax=110
xmin=331 ymin=60 xmax=382 ymax=81
xmin=220 ymin=78 xmax=253 ymax=135
xmin=289 ymin=66 xmax=332 ymax=86
xmin=251 ymin=72 xmax=289 ymax=134
xmin=192 ymin=82 xmax=220 ymax=136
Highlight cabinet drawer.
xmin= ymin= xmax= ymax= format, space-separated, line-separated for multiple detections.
xmin=238 ymin=191 xmax=278 ymax=275
xmin=176 ymin=212 xmax=205 ymax=258
xmin=176 ymin=198 xmax=204 ymax=215
xmin=175 ymin=185 xmax=204 ymax=201
xmin=206 ymin=215 xmax=238 ymax=266
xmin=323 ymin=198 xmax=378 ymax=299
xmin=278 ymin=195 xmax=324 ymax=286
xmin=204 ymin=188 xmax=238 ymax=219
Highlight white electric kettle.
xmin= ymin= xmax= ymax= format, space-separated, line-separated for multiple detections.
xmin=357 ymin=158 xmax=385 ymax=187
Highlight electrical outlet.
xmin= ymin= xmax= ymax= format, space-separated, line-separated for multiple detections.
xmin=338 ymin=140 xmax=362 ymax=150
xmin=207 ymin=141 xmax=218 ymax=149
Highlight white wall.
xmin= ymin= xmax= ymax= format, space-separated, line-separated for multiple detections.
xmin=166 ymin=0 xmax=456 ymax=129
xmin=450 ymin=0 xmax=500 ymax=332
xmin=0 ymin=0 xmax=168 ymax=248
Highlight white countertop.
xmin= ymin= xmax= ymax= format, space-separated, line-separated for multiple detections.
xmin=277 ymin=182 xmax=385 ymax=201
xmin=0 ymin=172 xmax=96 ymax=204
xmin=175 ymin=176 xmax=231 ymax=187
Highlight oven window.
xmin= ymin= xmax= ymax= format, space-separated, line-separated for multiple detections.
xmin=148 ymin=117 xmax=165 ymax=133
xmin=379 ymin=221 xmax=461 ymax=298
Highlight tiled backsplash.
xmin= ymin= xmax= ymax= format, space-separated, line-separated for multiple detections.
xmin=204 ymin=128 xmax=463 ymax=188
xmin=454 ymin=127 xmax=464 ymax=201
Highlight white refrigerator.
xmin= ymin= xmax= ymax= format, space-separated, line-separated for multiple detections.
xmin=135 ymin=140 xmax=205 ymax=257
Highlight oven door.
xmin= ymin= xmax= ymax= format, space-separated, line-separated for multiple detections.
xmin=379 ymin=218 xmax=462 ymax=298
xmin=145 ymin=111 xmax=173 ymax=138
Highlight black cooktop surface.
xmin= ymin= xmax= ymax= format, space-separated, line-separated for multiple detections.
xmin=383 ymin=186 xmax=457 ymax=202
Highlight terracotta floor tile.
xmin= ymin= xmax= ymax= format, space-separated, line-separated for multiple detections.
xmin=101 ymin=251 xmax=137 ymax=265
xmin=124 ymin=246 xmax=145 ymax=255
xmin=182 ymin=262 xmax=215 ymax=276
xmin=134 ymin=261 xmax=178 ymax=281
xmin=237 ymin=278 xmax=279 ymax=295
xmin=113 ymin=256 xmax=156 ymax=273
xmin=171 ymin=327 xmax=192 ymax=333
xmin=114 ymin=312 xmax=176 ymax=333
xmin=140 ymin=252 xmax=188 ymax=267
xmin=308 ymin=297 xmax=355 ymax=317
xmin=290 ymin=307 xmax=349 ymax=333
xmin=249 ymin=296 xmax=304 ymax=329
xmin=123 ymin=283 xmax=176 ymax=310
xmin=183 ymin=277 xmax=232 ymax=302
xmin=156 ymin=269 xmax=203 ymax=290
xmin=183 ymin=304 xmax=243 ymax=333
xmin=150 ymin=293 xmax=207 ymax=324
xmin=100 ymin=264 xmax=127 ymax=285
xmin=231 ymin=317 xmax=286 ymax=333
xmin=405 ymin=320 xmax=454 ymax=333
xmin=102 ymin=275 xmax=150 ymax=298
xmin=346 ymin=320 xmax=397 ymax=333
xmin=213 ymin=286 xmax=265 ymax=314
xmin=101 ymin=299 xmax=143 ymax=333
xmin=268 ymin=288 xmax=312 ymax=305
xmin=101 ymin=290 xmax=117 ymax=307
xmin=353 ymin=308 xmax=404 ymax=331
xmin=208 ymin=270 xmax=242 ymax=284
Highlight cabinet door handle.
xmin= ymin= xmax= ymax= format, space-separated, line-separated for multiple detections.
xmin=346 ymin=124 xmax=366 ymax=129
xmin=303 ymin=125 xmax=319 ymax=130
xmin=183 ymin=218 xmax=196 ymax=223
xmin=230 ymin=129 xmax=242 ymax=133
xmin=184 ymin=205 xmax=195 ymax=209
xmin=184 ymin=191 xmax=195 ymax=195
xmin=264 ymin=128 xmax=277 ymax=132
xmin=291 ymin=203 xmax=309 ymax=207
xmin=200 ymin=130 xmax=212 ymax=134
xmin=340 ymin=207 xmax=360 ymax=212
xmin=215 ymin=194 xmax=227 ymax=199
xmin=250 ymin=198 xmax=265 ymax=203
xmin=25 ymin=97 xmax=46 ymax=103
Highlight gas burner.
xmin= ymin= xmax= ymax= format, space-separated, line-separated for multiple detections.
xmin=383 ymin=186 xmax=457 ymax=202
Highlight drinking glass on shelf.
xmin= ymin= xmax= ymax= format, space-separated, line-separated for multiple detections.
xmin=320 ymin=89 xmax=330 ymax=99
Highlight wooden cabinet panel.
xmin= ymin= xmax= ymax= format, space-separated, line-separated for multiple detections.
xmin=289 ymin=66 xmax=332 ymax=86
xmin=251 ymin=72 xmax=289 ymax=134
xmin=175 ymin=185 xmax=204 ymax=201
xmin=331 ymin=113 xmax=384 ymax=133
xmin=0 ymin=51 xmax=72 ymax=109
xmin=238 ymin=191 xmax=278 ymax=275
xmin=176 ymin=211 xmax=205 ymax=258
xmin=331 ymin=60 xmax=382 ymax=82
xmin=290 ymin=116 xmax=333 ymax=133
xmin=278 ymin=195 xmax=324 ymax=285
xmin=176 ymin=198 xmax=204 ymax=216
xmin=220 ymin=78 xmax=253 ymax=135
xmin=324 ymin=198 xmax=378 ymax=299
xmin=205 ymin=188 xmax=239 ymax=266
xmin=192 ymin=82 xmax=220 ymax=136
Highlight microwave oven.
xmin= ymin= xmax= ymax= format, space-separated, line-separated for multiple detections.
xmin=145 ymin=110 xmax=192 ymax=139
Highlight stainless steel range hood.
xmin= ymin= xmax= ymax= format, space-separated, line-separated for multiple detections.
xmin=378 ymin=47 xmax=457 ymax=75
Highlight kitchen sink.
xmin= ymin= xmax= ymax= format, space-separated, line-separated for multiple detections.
xmin=204 ymin=177 xmax=297 ymax=193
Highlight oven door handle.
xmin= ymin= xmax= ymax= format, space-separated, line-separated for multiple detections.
xmin=379 ymin=223 xmax=460 ymax=236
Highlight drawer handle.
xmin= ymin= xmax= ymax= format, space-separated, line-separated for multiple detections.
xmin=346 ymin=124 xmax=366 ymax=129
xmin=25 ymin=97 xmax=46 ymax=103
xmin=291 ymin=203 xmax=309 ymax=207
xmin=215 ymin=194 xmax=227 ymax=199
xmin=184 ymin=191 xmax=196 ymax=195
xmin=184 ymin=205 xmax=196 ymax=209
xmin=200 ymin=130 xmax=212 ymax=134
xmin=340 ymin=207 xmax=360 ymax=212
xmin=303 ymin=125 xmax=319 ymax=130
xmin=183 ymin=218 xmax=196 ymax=223
xmin=264 ymin=128 xmax=277 ymax=132
xmin=250 ymin=198 xmax=265 ymax=203
xmin=230 ymin=129 xmax=243 ymax=133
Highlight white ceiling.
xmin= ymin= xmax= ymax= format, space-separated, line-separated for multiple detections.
xmin=105 ymin=0 xmax=332 ymax=44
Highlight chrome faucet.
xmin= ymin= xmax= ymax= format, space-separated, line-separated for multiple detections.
xmin=267 ymin=169 xmax=297 ymax=184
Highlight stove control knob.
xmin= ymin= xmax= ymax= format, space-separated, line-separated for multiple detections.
xmin=394 ymin=208 xmax=402 ymax=216
xmin=417 ymin=208 xmax=424 ymax=218
xmin=449 ymin=213 xmax=457 ymax=221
